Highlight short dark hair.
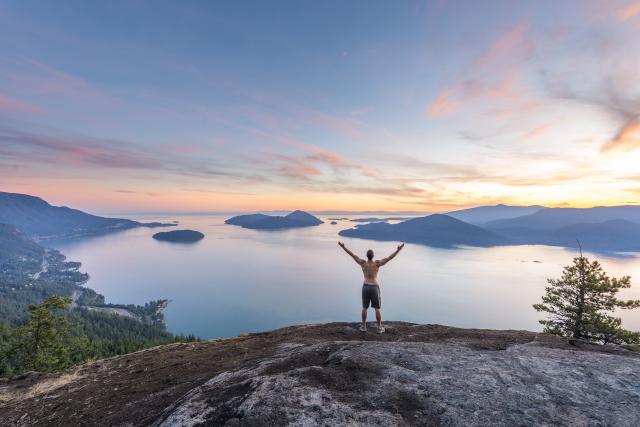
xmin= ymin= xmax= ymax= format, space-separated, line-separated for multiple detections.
xmin=366 ymin=249 xmax=374 ymax=260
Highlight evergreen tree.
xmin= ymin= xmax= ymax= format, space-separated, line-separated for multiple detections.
xmin=533 ymin=255 xmax=640 ymax=344
xmin=0 ymin=323 xmax=20 ymax=376
xmin=15 ymin=295 xmax=89 ymax=372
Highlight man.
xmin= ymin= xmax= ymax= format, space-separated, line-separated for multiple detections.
xmin=338 ymin=241 xmax=405 ymax=333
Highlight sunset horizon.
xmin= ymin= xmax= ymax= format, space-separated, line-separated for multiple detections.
xmin=3 ymin=1 xmax=640 ymax=213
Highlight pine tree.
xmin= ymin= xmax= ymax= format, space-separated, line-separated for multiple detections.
xmin=16 ymin=295 xmax=89 ymax=372
xmin=533 ymin=255 xmax=640 ymax=344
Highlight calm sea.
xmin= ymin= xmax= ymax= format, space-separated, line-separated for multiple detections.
xmin=50 ymin=214 xmax=640 ymax=339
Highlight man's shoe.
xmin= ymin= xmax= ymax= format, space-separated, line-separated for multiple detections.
xmin=359 ymin=324 xmax=367 ymax=332
xmin=377 ymin=326 xmax=385 ymax=334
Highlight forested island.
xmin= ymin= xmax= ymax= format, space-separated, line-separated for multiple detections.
xmin=226 ymin=210 xmax=323 ymax=230
xmin=153 ymin=229 xmax=205 ymax=242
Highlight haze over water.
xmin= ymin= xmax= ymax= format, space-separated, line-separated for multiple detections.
xmin=52 ymin=215 xmax=640 ymax=339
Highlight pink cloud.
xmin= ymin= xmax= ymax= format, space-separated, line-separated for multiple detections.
xmin=519 ymin=122 xmax=555 ymax=143
xmin=616 ymin=2 xmax=640 ymax=21
xmin=470 ymin=23 xmax=533 ymax=69
xmin=427 ymin=22 xmax=533 ymax=119
xmin=601 ymin=118 xmax=640 ymax=152
xmin=0 ymin=94 xmax=45 ymax=114
xmin=253 ymin=131 xmax=378 ymax=180
xmin=350 ymin=108 xmax=370 ymax=117
xmin=0 ymin=58 xmax=106 ymax=103
xmin=210 ymin=138 xmax=226 ymax=146
xmin=427 ymin=78 xmax=521 ymax=118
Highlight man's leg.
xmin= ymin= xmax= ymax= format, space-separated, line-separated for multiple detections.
xmin=373 ymin=286 xmax=383 ymax=332
xmin=361 ymin=285 xmax=369 ymax=331
xmin=375 ymin=308 xmax=382 ymax=329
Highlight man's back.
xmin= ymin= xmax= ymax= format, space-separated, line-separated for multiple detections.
xmin=361 ymin=260 xmax=381 ymax=285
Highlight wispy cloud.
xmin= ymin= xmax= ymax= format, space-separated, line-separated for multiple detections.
xmin=0 ymin=58 xmax=100 ymax=99
xmin=0 ymin=94 xmax=45 ymax=114
xmin=426 ymin=22 xmax=533 ymax=119
xmin=542 ymin=65 xmax=640 ymax=152
xmin=427 ymin=78 xmax=521 ymax=118
xmin=616 ymin=2 xmax=640 ymax=21
xmin=261 ymin=143 xmax=377 ymax=180
xmin=0 ymin=124 xmax=258 ymax=182
xmin=469 ymin=23 xmax=533 ymax=69
xmin=602 ymin=119 xmax=640 ymax=151
xmin=519 ymin=122 xmax=556 ymax=143
xmin=115 ymin=189 xmax=161 ymax=197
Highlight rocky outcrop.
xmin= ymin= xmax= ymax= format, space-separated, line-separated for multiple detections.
xmin=1 ymin=322 xmax=639 ymax=426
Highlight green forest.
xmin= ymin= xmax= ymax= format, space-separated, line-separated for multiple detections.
xmin=0 ymin=224 xmax=196 ymax=377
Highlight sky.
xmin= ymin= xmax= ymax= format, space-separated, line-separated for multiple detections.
xmin=1 ymin=0 xmax=640 ymax=214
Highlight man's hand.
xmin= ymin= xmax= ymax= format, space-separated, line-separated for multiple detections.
xmin=338 ymin=241 xmax=346 ymax=248
xmin=398 ymin=243 xmax=405 ymax=250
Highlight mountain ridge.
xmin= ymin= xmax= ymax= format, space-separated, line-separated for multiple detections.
xmin=446 ymin=204 xmax=545 ymax=225
xmin=0 ymin=192 xmax=174 ymax=240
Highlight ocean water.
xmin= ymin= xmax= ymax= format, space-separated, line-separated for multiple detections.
xmin=50 ymin=214 xmax=640 ymax=339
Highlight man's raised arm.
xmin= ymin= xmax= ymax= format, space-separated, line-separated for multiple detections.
xmin=338 ymin=242 xmax=364 ymax=265
xmin=377 ymin=243 xmax=405 ymax=266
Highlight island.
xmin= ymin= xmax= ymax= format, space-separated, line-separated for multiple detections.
xmin=152 ymin=230 xmax=205 ymax=242
xmin=330 ymin=221 xmax=338 ymax=225
xmin=225 ymin=210 xmax=323 ymax=230
xmin=339 ymin=214 xmax=511 ymax=248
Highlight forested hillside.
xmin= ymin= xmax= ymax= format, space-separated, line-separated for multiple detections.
xmin=0 ymin=225 xmax=195 ymax=376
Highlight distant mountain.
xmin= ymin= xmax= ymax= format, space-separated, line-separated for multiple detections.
xmin=549 ymin=220 xmax=640 ymax=252
xmin=349 ymin=217 xmax=414 ymax=223
xmin=446 ymin=204 xmax=544 ymax=225
xmin=152 ymin=230 xmax=204 ymax=243
xmin=0 ymin=192 xmax=174 ymax=240
xmin=225 ymin=210 xmax=323 ymax=230
xmin=339 ymin=214 xmax=511 ymax=248
xmin=490 ymin=219 xmax=640 ymax=252
xmin=480 ymin=207 xmax=640 ymax=252
xmin=486 ymin=206 xmax=640 ymax=230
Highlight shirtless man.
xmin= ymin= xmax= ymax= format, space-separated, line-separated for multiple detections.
xmin=338 ymin=241 xmax=405 ymax=333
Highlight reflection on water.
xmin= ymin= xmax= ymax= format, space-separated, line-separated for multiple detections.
xmin=51 ymin=214 xmax=640 ymax=339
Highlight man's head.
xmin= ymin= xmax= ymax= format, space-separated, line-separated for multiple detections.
xmin=366 ymin=249 xmax=374 ymax=260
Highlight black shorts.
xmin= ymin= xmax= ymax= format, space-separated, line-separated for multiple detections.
xmin=362 ymin=284 xmax=381 ymax=309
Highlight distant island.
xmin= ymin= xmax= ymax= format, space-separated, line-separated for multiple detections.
xmin=152 ymin=230 xmax=205 ymax=242
xmin=0 ymin=191 xmax=175 ymax=241
xmin=350 ymin=217 xmax=413 ymax=223
xmin=339 ymin=214 xmax=510 ymax=248
xmin=225 ymin=210 xmax=323 ymax=230
xmin=338 ymin=205 xmax=640 ymax=252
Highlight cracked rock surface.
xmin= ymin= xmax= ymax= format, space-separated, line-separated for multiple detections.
xmin=1 ymin=322 xmax=639 ymax=426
